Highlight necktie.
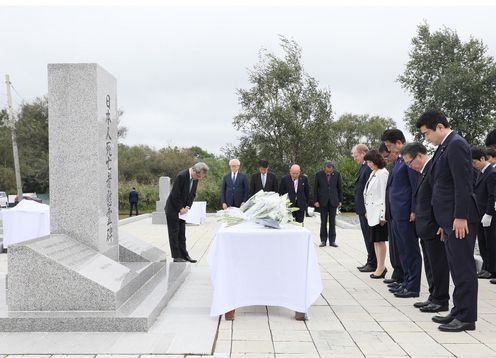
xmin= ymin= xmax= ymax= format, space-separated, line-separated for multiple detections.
xmin=189 ymin=179 xmax=193 ymax=192
xmin=326 ymin=173 xmax=331 ymax=184
xmin=232 ymin=173 xmax=236 ymax=183
xmin=294 ymin=179 xmax=298 ymax=193
xmin=262 ymin=174 xmax=266 ymax=188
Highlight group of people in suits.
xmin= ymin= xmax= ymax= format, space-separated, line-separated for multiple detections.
xmin=354 ymin=110 xmax=480 ymax=332
xmin=220 ymin=159 xmax=343 ymax=247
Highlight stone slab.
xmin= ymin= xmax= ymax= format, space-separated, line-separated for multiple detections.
xmin=151 ymin=211 xmax=166 ymax=225
xmin=48 ymin=63 xmax=119 ymax=260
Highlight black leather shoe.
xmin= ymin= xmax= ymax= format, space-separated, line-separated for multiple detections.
xmin=438 ymin=319 xmax=475 ymax=332
xmin=432 ymin=314 xmax=454 ymax=324
xmin=383 ymin=278 xmax=397 ymax=284
xmin=357 ymin=264 xmax=366 ymax=270
xmin=370 ymin=268 xmax=387 ymax=279
xmin=359 ymin=264 xmax=375 ymax=272
xmin=413 ymin=300 xmax=431 ymax=308
xmin=173 ymin=258 xmax=187 ymax=263
xmin=319 ymin=242 xmax=326 ymax=247
xmin=491 ymin=278 xmax=496 ymax=284
xmin=389 ymin=286 xmax=404 ymax=293
xmin=394 ymin=290 xmax=419 ymax=298
xmin=329 ymin=242 xmax=338 ymax=247
xmin=388 ymin=282 xmax=402 ymax=289
xmin=185 ymin=256 xmax=197 ymax=263
xmin=478 ymin=270 xmax=493 ymax=279
xmin=420 ymin=303 xmax=449 ymax=312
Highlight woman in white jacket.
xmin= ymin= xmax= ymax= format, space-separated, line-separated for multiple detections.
xmin=363 ymin=150 xmax=389 ymax=279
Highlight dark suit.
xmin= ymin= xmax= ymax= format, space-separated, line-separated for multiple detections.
xmin=314 ymin=170 xmax=343 ymax=244
xmin=430 ymin=131 xmax=479 ymax=323
xmin=165 ymin=169 xmax=198 ymax=259
xmin=388 ymin=156 xmax=422 ymax=293
xmin=414 ymin=159 xmax=449 ymax=306
xmin=474 ymin=164 xmax=496 ymax=274
xmin=129 ymin=189 xmax=139 ymax=216
xmin=354 ymin=162 xmax=375 ymax=268
xmin=385 ymin=161 xmax=404 ymax=283
xmin=279 ymin=175 xmax=309 ymax=223
xmin=221 ymin=172 xmax=249 ymax=208
xmin=250 ymin=172 xmax=278 ymax=196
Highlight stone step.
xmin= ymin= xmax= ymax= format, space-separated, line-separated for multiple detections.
xmin=0 ymin=262 xmax=190 ymax=332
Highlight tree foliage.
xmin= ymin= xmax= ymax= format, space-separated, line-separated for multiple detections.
xmin=398 ymin=22 xmax=496 ymax=144
xmin=232 ymin=36 xmax=335 ymax=178
xmin=332 ymin=113 xmax=396 ymax=157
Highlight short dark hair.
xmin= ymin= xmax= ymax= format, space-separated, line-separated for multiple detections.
xmin=485 ymin=129 xmax=496 ymax=147
xmin=381 ymin=129 xmax=406 ymax=144
xmin=400 ymin=142 xmax=427 ymax=159
xmin=378 ymin=142 xmax=389 ymax=154
xmin=416 ymin=110 xmax=450 ymax=130
xmin=258 ymin=159 xmax=269 ymax=168
xmin=364 ymin=150 xmax=386 ymax=169
xmin=324 ymin=160 xmax=335 ymax=168
xmin=486 ymin=147 xmax=496 ymax=158
xmin=471 ymin=148 xmax=488 ymax=161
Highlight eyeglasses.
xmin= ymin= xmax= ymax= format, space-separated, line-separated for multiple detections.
xmin=406 ymin=154 xmax=418 ymax=167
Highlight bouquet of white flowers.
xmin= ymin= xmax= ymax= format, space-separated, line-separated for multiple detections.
xmin=217 ymin=190 xmax=298 ymax=228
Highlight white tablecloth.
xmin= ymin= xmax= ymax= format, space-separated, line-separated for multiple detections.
xmin=0 ymin=200 xmax=50 ymax=248
xmin=208 ymin=221 xmax=322 ymax=316
xmin=179 ymin=201 xmax=207 ymax=225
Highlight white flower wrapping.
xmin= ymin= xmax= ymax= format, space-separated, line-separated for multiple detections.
xmin=217 ymin=190 xmax=299 ymax=228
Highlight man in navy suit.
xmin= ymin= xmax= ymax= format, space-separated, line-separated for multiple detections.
xmin=417 ymin=110 xmax=478 ymax=332
xmin=279 ymin=164 xmax=309 ymax=223
xmin=352 ymin=144 xmax=375 ymax=271
xmin=471 ymin=148 xmax=496 ymax=280
xmin=129 ymin=187 xmax=139 ymax=216
xmin=221 ymin=159 xmax=249 ymax=209
xmin=165 ymin=162 xmax=209 ymax=263
xmin=249 ymin=159 xmax=278 ymax=196
xmin=382 ymin=129 xmax=422 ymax=298
xmin=314 ymin=161 xmax=343 ymax=247
xmin=380 ymin=143 xmax=405 ymax=286
xmin=401 ymin=142 xmax=450 ymax=313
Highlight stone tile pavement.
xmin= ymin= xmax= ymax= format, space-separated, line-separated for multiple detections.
xmin=1 ymin=214 xmax=496 ymax=357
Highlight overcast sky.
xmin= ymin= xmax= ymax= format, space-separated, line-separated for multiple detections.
xmin=1 ymin=4 xmax=495 ymax=154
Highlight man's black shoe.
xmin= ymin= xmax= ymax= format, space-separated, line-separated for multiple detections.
xmin=420 ymin=303 xmax=449 ymax=313
xmin=359 ymin=264 xmax=375 ymax=272
xmin=432 ymin=314 xmax=454 ymax=324
xmin=319 ymin=242 xmax=326 ymax=247
xmin=438 ymin=319 xmax=475 ymax=332
xmin=491 ymin=278 xmax=496 ymax=284
xmin=383 ymin=278 xmax=397 ymax=284
xmin=389 ymin=286 xmax=404 ymax=293
xmin=329 ymin=242 xmax=338 ymax=247
xmin=185 ymin=256 xmax=197 ymax=263
xmin=173 ymin=258 xmax=187 ymax=263
xmin=394 ymin=290 xmax=419 ymax=298
xmin=387 ymin=282 xmax=402 ymax=289
xmin=413 ymin=300 xmax=431 ymax=308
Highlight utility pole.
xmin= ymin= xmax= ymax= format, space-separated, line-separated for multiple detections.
xmin=5 ymin=74 xmax=23 ymax=201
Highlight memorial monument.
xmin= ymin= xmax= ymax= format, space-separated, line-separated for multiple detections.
xmin=152 ymin=176 xmax=170 ymax=224
xmin=0 ymin=63 xmax=189 ymax=332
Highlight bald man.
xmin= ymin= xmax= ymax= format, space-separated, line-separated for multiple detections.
xmin=279 ymin=164 xmax=309 ymax=223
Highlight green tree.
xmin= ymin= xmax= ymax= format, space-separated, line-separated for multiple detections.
xmin=332 ymin=113 xmax=396 ymax=157
xmin=231 ymin=36 xmax=335 ymax=178
xmin=398 ymin=22 xmax=496 ymax=144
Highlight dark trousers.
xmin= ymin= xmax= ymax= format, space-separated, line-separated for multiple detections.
xmin=166 ymin=212 xmax=189 ymax=259
xmin=444 ymin=223 xmax=478 ymax=323
xmin=421 ymin=237 xmax=450 ymax=305
xmin=477 ymin=220 xmax=496 ymax=274
xmin=130 ymin=202 xmax=138 ymax=216
xmin=388 ymin=218 xmax=404 ymax=282
xmin=320 ymin=205 xmax=337 ymax=244
xmin=359 ymin=214 xmax=376 ymax=268
xmin=292 ymin=209 xmax=305 ymax=223
xmin=392 ymin=219 xmax=422 ymax=292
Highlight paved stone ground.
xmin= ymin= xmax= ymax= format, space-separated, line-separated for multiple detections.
xmin=1 ymin=214 xmax=496 ymax=357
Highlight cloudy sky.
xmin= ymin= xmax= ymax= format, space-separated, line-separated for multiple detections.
xmin=0 ymin=3 xmax=495 ymax=154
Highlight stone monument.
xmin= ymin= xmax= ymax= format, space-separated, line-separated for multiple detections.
xmin=0 ymin=64 xmax=189 ymax=332
xmin=152 ymin=176 xmax=170 ymax=224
